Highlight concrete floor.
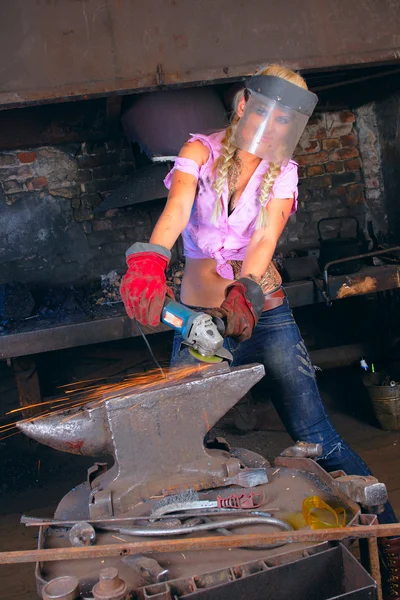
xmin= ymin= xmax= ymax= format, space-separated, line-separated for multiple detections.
xmin=1 ymin=338 xmax=399 ymax=599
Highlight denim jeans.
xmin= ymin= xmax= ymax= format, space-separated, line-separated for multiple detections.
xmin=170 ymin=296 xmax=397 ymax=524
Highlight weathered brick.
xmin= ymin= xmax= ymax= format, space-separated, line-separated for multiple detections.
xmin=109 ymin=216 xmax=138 ymax=229
xmin=331 ymin=185 xmax=348 ymax=197
xmin=329 ymin=147 xmax=359 ymax=161
xmin=321 ymin=139 xmax=340 ymax=151
xmin=81 ymin=193 xmax=102 ymax=209
xmin=71 ymin=197 xmax=81 ymax=209
xmin=0 ymin=154 xmax=18 ymax=168
xmin=309 ymin=210 xmax=331 ymax=223
xmin=85 ymin=141 xmax=107 ymax=155
xmin=347 ymin=183 xmax=365 ymax=205
xmin=113 ymin=163 xmax=135 ymax=177
xmin=77 ymin=152 xmax=119 ymax=169
xmin=340 ymin=133 xmax=358 ymax=147
xmin=307 ymin=125 xmax=327 ymax=140
xmin=28 ymin=176 xmax=48 ymax=190
xmin=104 ymin=208 xmax=120 ymax=218
xmin=325 ymin=161 xmax=344 ymax=173
xmin=307 ymin=114 xmax=326 ymax=127
xmin=84 ymin=178 xmax=120 ymax=194
xmin=2 ymin=179 xmax=25 ymax=194
xmin=74 ymin=208 xmax=94 ymax=222
xmin=101 ymin=242 xmax=129 ymax=256
xmin=303 ymin=175 xmax=332 ymax=188
xmin=331 ymin=172 xmax=359 ymax=187
xmin=92 ymin=219 xmax=113 ymax=231
xmin=344 ymin=158 xmax=361 ymax=171
xmin=48 ymin=185 xmax=80 ymax=198
xmin=329 ymin=124 xmax=354 ymax=137
xmin=92 ymin=165 xmax=115 ymax=179
xmin=332 ymin=207 xmax=352 ymax=217
xmin=18 ymin=151 xmax=37 ymax=164
xmin=2 ymin=164 xmax=33 ymax=180
xmin=339 ymin=110 xmax=355 ymax=123
xmin=76 ymin=169 xmax=91 ymax=183
xmin=295 ymin=140 xmax=320 ymax=155
xmin=296 ymin=151 xmax=329 ymax=166
xmin=87 ymin=230 xmax=126 ymax=248
xmin=306 ymin=165 xmax=325 ymax=177
xmin=297 ymin=166 xmax=306 ymax=179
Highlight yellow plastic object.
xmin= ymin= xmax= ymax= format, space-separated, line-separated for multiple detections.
xmin=188 ymin=347 xmax=223 ymax=363
xmin=279 ymin=512 xmax=307 ymax=530
xmin=302 ymin=496 xmax=346 ymax=529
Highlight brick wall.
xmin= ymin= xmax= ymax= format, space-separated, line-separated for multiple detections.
xmin=0 ymin=140 xmax=162 ymax=285
xmin=283 ymin=110 xmax=366 ymax=247
xmin=0 ymin=108 xmax=381 ymax=286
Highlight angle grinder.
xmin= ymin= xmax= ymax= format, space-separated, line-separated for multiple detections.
xmin=161 ymin=298 xmax=233 ymax=363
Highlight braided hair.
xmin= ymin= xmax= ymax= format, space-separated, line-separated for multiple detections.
xmin=211 ymin=116 xmax=239 ymax=223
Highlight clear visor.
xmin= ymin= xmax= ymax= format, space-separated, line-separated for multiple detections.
xmin=232 ymin=91 xmax=310 ymax=164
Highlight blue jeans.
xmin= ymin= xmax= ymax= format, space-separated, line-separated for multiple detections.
xmin=171 ymin=296 xmax=397 ymax=524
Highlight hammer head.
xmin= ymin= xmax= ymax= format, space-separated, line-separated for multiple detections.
xmin=334 ymin=475 xmax=388 ymax=511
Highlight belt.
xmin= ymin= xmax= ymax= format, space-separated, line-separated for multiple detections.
xmin=263 ymin=287 xmax=285 ymax=312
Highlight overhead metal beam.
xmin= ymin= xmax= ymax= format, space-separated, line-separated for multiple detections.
xmin=0 ymin=0 xmax=399 ymax=108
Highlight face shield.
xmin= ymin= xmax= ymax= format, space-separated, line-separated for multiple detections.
xmin=232 ymin=75 xmax=318 ymax=165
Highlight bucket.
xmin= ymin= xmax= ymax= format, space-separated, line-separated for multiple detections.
xmin=364 ymin=373 xmax=400 ymax=430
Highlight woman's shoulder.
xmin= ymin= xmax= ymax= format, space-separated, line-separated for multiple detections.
xmin=282 ymin=159 xmax=298 ymax=171
xmin=180 ymin=130 xmax=225 ymax=167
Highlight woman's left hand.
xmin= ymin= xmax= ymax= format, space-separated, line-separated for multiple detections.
xmin=207 ymin=278 xmax=264 ymax=342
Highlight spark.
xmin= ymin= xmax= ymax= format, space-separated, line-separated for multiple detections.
xmin=0 ymin=364 xmax=207 ymax=442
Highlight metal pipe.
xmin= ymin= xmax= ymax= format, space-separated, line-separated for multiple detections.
xmin=103 ymin=516 xmax=292 ymax=538
xmin=368 ymin=536 xmax=383 ymax=600
xmin=21 ymin=509 xmax=275 ymax=528
xmin=2 ymin=523 xmax=400 ymax=565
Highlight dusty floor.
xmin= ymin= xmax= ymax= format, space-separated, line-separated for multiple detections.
xmin=0 ymin=332 xmax=399 ymax=599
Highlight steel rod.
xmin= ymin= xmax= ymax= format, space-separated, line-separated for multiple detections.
xmin=1 ymin=523 xmax=400 ymax=565
xmin=20 ymin=509 xmax=280 ymax=527
xmin=368 ymin=536 xmax=383 ymax=600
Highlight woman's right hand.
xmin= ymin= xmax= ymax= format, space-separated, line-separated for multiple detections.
xmin=120 ymin=243 xmax=174 ymax=326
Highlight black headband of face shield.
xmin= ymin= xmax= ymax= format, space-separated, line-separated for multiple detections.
xmin=246 ymin=75 xmax=318 ymax=117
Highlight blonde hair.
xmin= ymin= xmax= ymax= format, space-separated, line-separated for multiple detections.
xmin=212 ymin=64 xmax=308 ymax=228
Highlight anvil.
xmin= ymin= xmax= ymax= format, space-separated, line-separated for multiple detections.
xmin=18 ymin=363 xmax=265 ymax=518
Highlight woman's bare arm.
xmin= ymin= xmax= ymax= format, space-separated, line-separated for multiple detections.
xmin=150 ymin=141 xmax=209 ymax=249
xmin=240 ymin=197 xmax=293 ymax=282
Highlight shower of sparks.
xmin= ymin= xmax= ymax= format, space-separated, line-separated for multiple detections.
xmin=0 ymin=363 xmax=208 ymax=442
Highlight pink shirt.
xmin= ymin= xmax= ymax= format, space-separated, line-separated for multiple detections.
xmin=164 ymin=131 xmax=298 ymax=280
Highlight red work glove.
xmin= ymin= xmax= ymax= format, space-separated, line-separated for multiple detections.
xmin=120 ymin=243 xmax=174 ymax=326
xmin=208 ymin=278 xmax=264 ymax=343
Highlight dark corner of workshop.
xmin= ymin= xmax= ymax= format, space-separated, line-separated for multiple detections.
xmin=0 ymin=2 xmax=400 ymax=599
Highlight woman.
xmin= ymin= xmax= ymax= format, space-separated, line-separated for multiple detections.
xmin=120 ymin=65 xmax=399 ymax=596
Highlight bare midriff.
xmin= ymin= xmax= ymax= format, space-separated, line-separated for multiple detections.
xmin=181 ymin=257 xmax=282 ymax=308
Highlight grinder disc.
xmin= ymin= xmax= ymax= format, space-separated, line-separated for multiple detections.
xmin=188 ymin=347 xmax=223 ymax=363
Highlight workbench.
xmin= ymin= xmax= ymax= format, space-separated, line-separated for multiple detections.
xmin=1 ymin=264 xmax=399 ymax=413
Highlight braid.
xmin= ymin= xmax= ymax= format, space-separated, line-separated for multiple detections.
xmin=211 ymin=117 xmax=239 ymax=223
xmin=256 ymin=163 xmax=282 ymax=229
